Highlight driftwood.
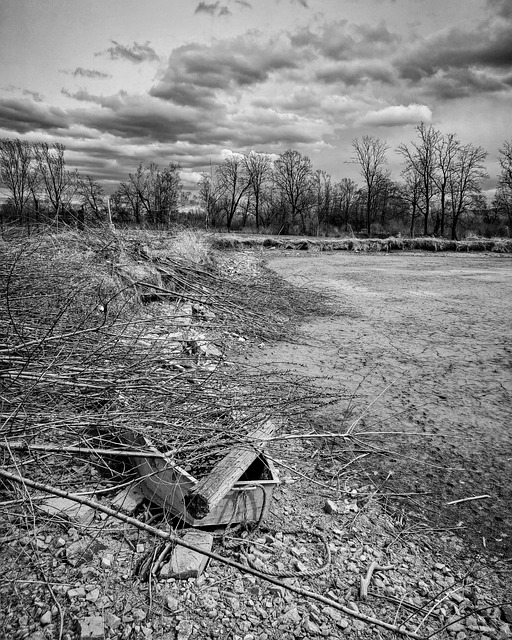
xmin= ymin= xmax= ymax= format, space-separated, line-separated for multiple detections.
xmin=184 ymin=419 xmax=276 ymax=519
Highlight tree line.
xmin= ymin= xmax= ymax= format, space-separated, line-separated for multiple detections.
xmin=1 ymin=126 xmax=512 ymax=238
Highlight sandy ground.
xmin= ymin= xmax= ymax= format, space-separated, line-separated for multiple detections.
xmin=253 ymin=251 xmax=512 ymax=560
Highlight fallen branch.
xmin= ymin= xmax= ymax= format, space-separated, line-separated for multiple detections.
xmin=0 ymin=468 xmax=426 ymax=639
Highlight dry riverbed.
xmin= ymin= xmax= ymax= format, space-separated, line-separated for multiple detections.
xmin=251 ymin=250 xmax=512 ymax=563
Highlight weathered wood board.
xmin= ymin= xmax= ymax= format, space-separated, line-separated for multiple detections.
xmin=124 ymin=428 xmax=278 ymax=527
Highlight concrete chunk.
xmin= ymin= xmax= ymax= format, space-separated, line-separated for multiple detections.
xmin=111 ymin=485 xmax=145 ymax=514
xmin=38 ymin=497 xmax=94 ymax=525
xmin=161 ymin=530 xmax=212 ymax=580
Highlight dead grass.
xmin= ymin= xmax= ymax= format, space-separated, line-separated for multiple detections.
xmin=213 ymin=234 xmax=512 ymax=253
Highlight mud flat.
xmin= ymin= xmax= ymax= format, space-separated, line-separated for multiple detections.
xmin=255 ymin=251 xmax=512 ymax=559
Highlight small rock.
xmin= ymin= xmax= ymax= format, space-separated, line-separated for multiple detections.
xmin=233 ymin=579 xmax=245 ymax=594
xmin=40 ymin=611 xmax=52 ymax=625
xmin=66 ymin=539 xmax=106 ymax=567
xmin=447 ymin=622 xmax=465 ymax=634
xmin=100 ymin=556 xmax=112 ymax=569
xmin=176 ymin=619 xmax=194 ymax=640
xmin=133 ymin=608 xmax=147 ymax=622
xmin=85 ymin=588 xmax=100 ymax=603
xmin=67 ymin=587 xmax=86 ymax=599
xmin=347 ymin=602 xmax=359 ymax=614
xmin=304 ymin=619 xmax=321 ymax=635
xmin=323 ymin=606 xmax=343 ymax=623
xmin=165 ymin=596 xmax=179 ymax=611
xmin=323 ymin=500 xmax=338 ymax=515
xmin=136 ymin=544 xmax=145 ymax=553
xmin=77 ymin=616 xmax=104 ymax=640
xmin=282 ymin=606 xmax=301 ymax=625
xmin=104 ymin=612 xmax=121 ymax=630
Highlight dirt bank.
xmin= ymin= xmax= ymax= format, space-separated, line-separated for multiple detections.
xmin=252 ymin=251 xmax=512 ymax=561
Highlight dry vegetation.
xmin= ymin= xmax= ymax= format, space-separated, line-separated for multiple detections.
xmin=1 ymin=227 xmax=511 ymax=640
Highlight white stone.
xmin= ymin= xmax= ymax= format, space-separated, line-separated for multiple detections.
xmin=165 ymin=530 xmax=213 ymax=580
xmin=78 ymin=616 xmax=104 ymax=640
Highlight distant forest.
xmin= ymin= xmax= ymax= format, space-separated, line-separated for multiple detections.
xmin=1 ymin=124 xmax=511 ymax=239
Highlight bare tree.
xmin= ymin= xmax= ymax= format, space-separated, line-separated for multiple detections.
xmin=334 ymin=178 xmax=358 ymax=231
xmin=77 ymin=175 xmax=105 ymax=220
xmin=432 ymin=132 xmax=459 ymax=236
xmin=243 ymin=151 xmax=273 ymax=231
xmin=498 ymin=140 xmax=512 ymax=192
xmin=215 ymin=154 xmax=251 ymax=232
xmin=397 ymin=124 xmax=439 ymax=235
xmin=0 ymin=138 xmax=33 ymax=226
xmin=448 ymin=143 xmax=488 ymax=239
xmin=313 ymin=170 xmax=333 ymax=235
xmin=352 ymin=136 xmax=390 ymax=234
xmin=33 ymin=142 xmax=75 ymax=222
xmin=400 ymin=166 xmax=423 ymax=237
xmin=273 ymin=149 xmax=314 ymax=234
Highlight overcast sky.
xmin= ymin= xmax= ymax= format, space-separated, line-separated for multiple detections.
xmin=0 ymin=0 xmax=511 ymax=195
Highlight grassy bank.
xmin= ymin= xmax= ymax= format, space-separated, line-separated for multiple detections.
xmin=213 ymin=233 xmax=512 ymax=253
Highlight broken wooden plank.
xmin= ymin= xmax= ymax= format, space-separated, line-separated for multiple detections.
xmin=184 ymin=419 xmax=276 ymax=520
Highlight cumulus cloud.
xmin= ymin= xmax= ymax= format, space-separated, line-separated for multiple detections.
xmin=97 ymin=40 xmax=159 ymax=63
xmin=357 ymin=104 xmax=433 ymax=127
xmin=290 ymin=20 xmax=399 ymax=61
xmin=316 ymin=60 xmax=394 ymax=86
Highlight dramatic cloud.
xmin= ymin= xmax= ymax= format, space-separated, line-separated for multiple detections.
xmin=421 ymin=68 xmax=512 ymax=100
xmin=71 ymin=67 xmax=111 ymax=79
xmin=0 ymin=98 xmax=69 ymax=134
xmin=97 ymin=40 xmax=159 ymax=63
xmin=150 ymin=34 xmax=298 ymax=105
xmin=357 ymin=104 xmax=433 ymax=127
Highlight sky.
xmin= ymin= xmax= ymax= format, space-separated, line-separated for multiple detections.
xmin=0 ymin=0 xmax=511 ymax=197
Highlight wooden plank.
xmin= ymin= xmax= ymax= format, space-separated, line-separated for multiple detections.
xmin=184 ymin=420 xmax=276 ymax=520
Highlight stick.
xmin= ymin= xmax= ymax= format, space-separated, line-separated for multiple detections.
xmin=0 ymin=468 xmax=426 ymax=639
xmin=0 ymin=441 xmax=170 ymax=460
xmin=184 ymin=419 xmax=275 ymax=519
xmin=445 ymin=495 xmax=491 ymax=506
xmin=360 ymin=562 xmax=394 ymax=599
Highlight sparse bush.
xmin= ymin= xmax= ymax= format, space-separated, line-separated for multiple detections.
xmin=168 ymin=228 xmax=213 ymax=265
